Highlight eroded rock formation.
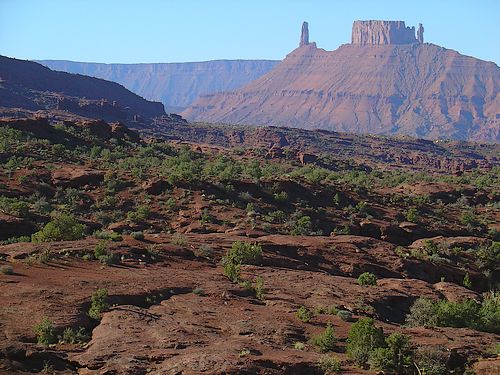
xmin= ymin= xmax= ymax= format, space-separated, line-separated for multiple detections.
xmin=351 ymin=20 xmax=417 ymax=45
xmin=299 ymin=21 xmax=309 ymax=47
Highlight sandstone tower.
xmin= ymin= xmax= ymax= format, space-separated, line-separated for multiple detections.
xmin=351 ymin=20 xmax=418 ymax=45
xmin=299 ymin=21 xmax=309 ymax=47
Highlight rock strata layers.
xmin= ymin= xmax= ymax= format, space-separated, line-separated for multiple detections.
xmin=351 ymin=20 xmax=417 ymax=45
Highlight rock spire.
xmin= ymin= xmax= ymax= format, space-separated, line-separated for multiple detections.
xmin=299 ymin=21 xmax=309 ymax=47
xmin=417 ymin=23 xmax=424 ymax=43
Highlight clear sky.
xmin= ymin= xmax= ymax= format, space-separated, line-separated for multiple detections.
xmin=1 ymin=0 xmax=498 ymax=64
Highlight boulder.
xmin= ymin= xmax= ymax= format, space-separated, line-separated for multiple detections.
xmin=51 ymin=167 xmax=104 ymax=188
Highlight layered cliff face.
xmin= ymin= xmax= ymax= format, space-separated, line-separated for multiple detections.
xmin=36 ymin=59 xmax=279 ymax=111
xmin=0 ymin=55 xmax=165 ymax=121
xmin=183 ymin=21 xmax=500 ymax=142
xmin=351 ymin=20 xmax=417 ymax=45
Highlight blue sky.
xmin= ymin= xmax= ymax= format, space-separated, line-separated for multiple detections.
xmin=1 ymin=0 xmax=498 ymax=64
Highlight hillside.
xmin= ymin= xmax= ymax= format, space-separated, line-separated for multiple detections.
xmin=36 ymin=59 xmax=279 ymax=111
xmin=0 ymin=117 xmax=499 ymax=373
xmin=0 ymin=55 xmax=165 ymax=121
xmin=183 ymin=21 xmax=500 ymax=142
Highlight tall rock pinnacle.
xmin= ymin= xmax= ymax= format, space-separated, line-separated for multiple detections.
xmin=299 ymin=21 xmax=309 ymax=47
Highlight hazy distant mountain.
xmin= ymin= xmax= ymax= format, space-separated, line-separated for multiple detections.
xmin=0 ymin=55 xmax=165 ymax=121
xmin=36 ymin=59 xmax=279 ymax=112
xmin=183 ymin=21 xmax=500 ymax=142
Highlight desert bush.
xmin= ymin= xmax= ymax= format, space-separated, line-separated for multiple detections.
xmin=32 ymin=214 xmax=85 ymax=242
xmin=194 ymin=244 xmax=214 ymax=259
xmin=88 ymin=288 xmax=109 ymax=321
xmin=93 ymin=230 xmax=122 ymax=242
xmin=200 ymin=208 xmax=215 ymax=224
xmin=318 ymin=354 xmax=342 ymax=374
xmin=310 ymin=323 xmax=336 ymax=352
xmin=406 ymin=294 xmax=499 ymax=334
xmin=336 ymin=310 xmax=353 ymax=322
xmin=414 ymin=346 xmax=448 ymax=375
xmin=294 ymin=341 xmax=305 ymax=350
xmin=405 ymin=297 xmax=439 ymax=327
xmin=369 ymin=333 xmax=413 ymax=373
xmin=164 ymin=197 xmax=177 ymax=211
xmin=0 ymin=196 xmax=30 ymax=217
xmin=357 ymin=272 xmax=377 ymax=286
xmin=405 ymin=207 xmax=418 ymax=223
xmin=296 ymin=306 xmax=314 ymax=323
xmin=228 ymin=241 xmax=262 ymax=265
xmin=130 ymin=231 xmax=145 ymax=240
xmin=171 ymin=233 xmax=187 ymax=246
xmin=60 ymin=327 xmax=89 ymax=344
xmin=34 ymin=317 xmax=56 ymax=346
xmin=222 ymin=258 xmax=240 ymax=282
xmin=346 ymin=317 xmax=385 ymax=366
xmin=273 ymin=191 xmax=289 ymax=203
xmin=288 ymin=214 xmax=313 ymax=235
xmin=221 ymin=241 xmax=262 ymax=282
xmin=127 ymin=205 xmax=151 ymax=223
xmin=253 ymin=276 xmax=265 ymax=301
xmin=0 ymin=265 xmax=13 ymax=275
xmin=265 ymin=210 xmax=286 ymax=224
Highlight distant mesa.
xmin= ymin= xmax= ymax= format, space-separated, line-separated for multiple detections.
xmin=183 ymin=20 xmax=500 ymax=142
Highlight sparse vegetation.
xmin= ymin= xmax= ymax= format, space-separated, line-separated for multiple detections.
xmin=296 ymin=306 xmax=314 ymax=323
xmin=88 ymin=288 xmax=109 ymax=321
xmin=34 ymin=317 xmax=57 ymax=346
xmin=310 ymin=323 xmax=336 ymax=352
xmin=357 ymin=272 xmax=377 ymax=286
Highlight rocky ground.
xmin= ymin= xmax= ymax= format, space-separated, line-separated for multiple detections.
xmin=0 ymin=117 xmax=499 ymax=374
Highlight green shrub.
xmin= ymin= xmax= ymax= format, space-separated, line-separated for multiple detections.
xmin=227 ymin=241 xmax=262 ymax=265
xmin=0 ymin=197 xmax=30 ymax=217
xmin=60 ymin=327 xmax=89 ymax=344
xmin=296 ymin=306 xmax=314 ymax=323
xmin=310 ymin=323 xmax=336 ymax=352
xmin=130 ymin=231 xmax=145 ymax=240
xmin=369 ymin=333 xmax=413 ymax=373
xmin=289 ymin=215 xmax=313 ymax=235
xmin=34 ymin=317 xmax=56 ymax=346
xmin=273 ymin=191 xmax=289 ymax=203
xmin=253 ymin=276 xmax=265 ymax=301
xmin=222 ymin=258 xmax=240 ymax=282
xmin=294 ymin=341 xmax=305 ymax=350
xmin=357 ymin=272 xmax=377 ymax=286
xmin=93 ymin=230 xmax=122 ymax=242
xmin=164 ymin=197 xmax=177 ymax=211
xmin=88 ymin=288 xmax=109 ymax=321
xmin=406 ymin=294 xmax=499 ymax=334
xmin=346 ymin=317 xmax=385 ymax=366
xmin=32 ymin=214 xmax=85 ymax=242
xmin=405 ymin=207 xmax=418 ymax=223
xmin=318 ymin=354 xmax=342 ymax=374
xmin=0 ymin=265 xmax=13 ymax=275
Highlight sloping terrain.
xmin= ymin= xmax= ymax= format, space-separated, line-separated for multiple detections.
xmin=36 ymin=59 xmax=279 ymax=111
xmin=0 ymin=117 xmax=498 ymax=374
xmin=183 ymin=42 xmax=500 ymax=142
xmin=0 ymin=55 xmax=165 ymax=121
